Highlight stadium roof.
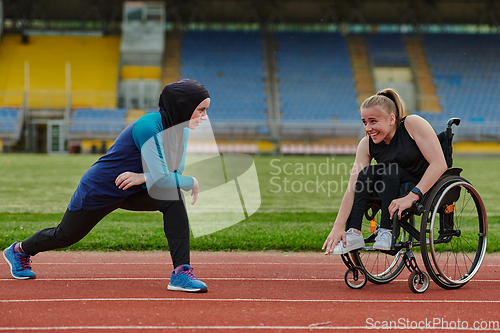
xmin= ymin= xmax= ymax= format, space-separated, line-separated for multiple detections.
xmin=1 ymin=0 xmax=499 ymax=26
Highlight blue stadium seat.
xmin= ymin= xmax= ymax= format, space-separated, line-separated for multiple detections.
xmin=364 ymin=33 xmax=410 ymax=67
xmin=0 ymin=108 xmax=19 ymax=133
xmin=274 ymin=32 xmax=358 ymax=123
xmin=181 ymin=30 xmax=267 ymax=123
xmin=422 ymin=34 xmax=500 ymax=134
xmin=70 ymin=109 xmax=126 ymax=134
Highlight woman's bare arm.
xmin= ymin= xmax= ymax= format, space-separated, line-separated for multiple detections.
xmin=388 ymin=115 xmax=447 ymax=219
xmin=322 ymin=136 xmax=372 ymax=254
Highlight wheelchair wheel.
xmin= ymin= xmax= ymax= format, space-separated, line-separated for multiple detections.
xmin=351 ymin=207 xmax=410 ymax=284
xmin=420 ymin=176 xmax=488 ymax=290
xmin=344 ymin=266 xmax=367 ymax=289
xmin=408 ymin=271 xmax=430 ymax=293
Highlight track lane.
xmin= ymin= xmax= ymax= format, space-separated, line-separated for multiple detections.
xmin=1 ymin=252 xmax=499 ymax=332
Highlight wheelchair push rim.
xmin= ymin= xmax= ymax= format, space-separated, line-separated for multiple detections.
xmin=351 ymin=210 xmax=411 ymax=284
xmin=422 ymin=178 xmax=488 ymax=288
xmin=351 ymin=239 xmax=407 ymax=284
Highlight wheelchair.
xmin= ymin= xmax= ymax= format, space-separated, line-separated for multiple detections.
xmin=341 ymin=118 xmax=488 ymax=293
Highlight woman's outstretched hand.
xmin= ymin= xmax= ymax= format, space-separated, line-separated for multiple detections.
xmin=322 ymin=227 xmax=346 ymax=255
xmin=115 ymin=172 xmax=146 ymax=190
xmin=191 ymin=177 xmax=199 ymax=205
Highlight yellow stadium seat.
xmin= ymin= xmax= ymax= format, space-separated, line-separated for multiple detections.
xmin=125 ymin=109 xmax=146 ymax=125
xmin=121 ymin=66 xmax=161 ymax=79
xmin=0 ymin=35 xmax=120 ymax=109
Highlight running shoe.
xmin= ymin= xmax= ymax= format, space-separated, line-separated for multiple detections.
xmin=167 ymin=265 xmax=208 ymax=293
xmin=3 ymin=242 xmax=37 ymax=280
xmin=331 ymin=229 xmax=365 ymax=254
xmin=373 ymin=229 xmax=393 ymax=251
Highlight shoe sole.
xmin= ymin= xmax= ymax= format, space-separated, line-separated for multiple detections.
xmin=331 ymin=241 xmax=365 ymax=255
xmin=167 ymin=284 xmax=208 ymax=293
xmin=3 ymin=248 xmax=36 ymax=280
xmin=372 ymin=245 xmax=391 ymax=251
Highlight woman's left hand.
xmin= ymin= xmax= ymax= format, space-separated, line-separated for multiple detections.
xmin=191 ymin=177 xmax=199 ymax=205
xmin=115 ymin=172 xmax=147 ymax=190
xmin=389 ymin=193 xmax=419 ymax=220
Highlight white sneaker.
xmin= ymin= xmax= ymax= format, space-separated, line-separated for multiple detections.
xmin=331 ymin=229 xmax=365 ymax=254
xmin=373 ymin=229 xmax=392 ymax=250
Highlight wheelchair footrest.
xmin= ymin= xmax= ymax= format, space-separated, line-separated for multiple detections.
xmin=403 ymin=251 xmax=422 ymax=273
xmin=340 ymin=253 xmax=368 ymax=289
xmin=340 ymin=253 xmax=356 ymax=269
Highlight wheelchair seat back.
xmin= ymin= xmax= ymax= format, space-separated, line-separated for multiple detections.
xmin=437 ymin=118 xmax=461 ymax=168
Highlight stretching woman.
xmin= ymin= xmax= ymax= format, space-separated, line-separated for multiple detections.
xmin=322 ymin=89 xmax=447 ymax=254
xmin=3 ymin=79 xmax=210 ymax=293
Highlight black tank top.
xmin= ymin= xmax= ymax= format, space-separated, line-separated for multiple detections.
xmin=369 ymin=117 xmax=429 ymax=179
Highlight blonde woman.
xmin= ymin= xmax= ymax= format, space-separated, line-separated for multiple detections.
xmin=323 ymin=89 xmax=447 ymax=254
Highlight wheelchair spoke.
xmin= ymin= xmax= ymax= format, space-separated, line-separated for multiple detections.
xmin=351 ymin=208 xmax=408 ymax=284
xmin=421 ymin=178 xmax=487 ymax=289
xmin=452 ymin=242 xmax=462 ymax=280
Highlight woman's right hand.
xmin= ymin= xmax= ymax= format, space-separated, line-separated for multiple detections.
xmin=115 ymin=171 xmax=147 ymax=190
xmin=322 ymin=227 xmax=346 ymax=255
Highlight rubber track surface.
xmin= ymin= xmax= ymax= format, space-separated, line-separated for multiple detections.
xmin=1 ymin=252 xmax=499 ymax=332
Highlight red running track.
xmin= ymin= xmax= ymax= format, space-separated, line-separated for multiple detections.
xmin=1 ymin=251 xmax=499 ymax=332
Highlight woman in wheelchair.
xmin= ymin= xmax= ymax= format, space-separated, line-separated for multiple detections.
xmin=322 ymin=88 xmax=447 ymax=255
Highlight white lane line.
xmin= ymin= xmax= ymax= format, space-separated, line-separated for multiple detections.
xmin=1 ymin=297 xmax=499 ymax=304
xmin=0 ymin=277 xmax=498 ymax=282
xmin=28 ymin=262 xmax=500 ymax=267
xmin=0 ymin=325 xmax=497 ymax=331
xmin=31 ymin=262 xmax=344 ymax=265
xmin=0 ymin=277 xmax=337 ymax=282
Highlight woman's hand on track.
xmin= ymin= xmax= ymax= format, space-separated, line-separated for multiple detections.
xmin=115 ymin=172 xmax=146 ymax=190
xmin=191 ymin=177 xmax=199 ymax=205
xmin=322 ymin=227 xmax=346 ymax=255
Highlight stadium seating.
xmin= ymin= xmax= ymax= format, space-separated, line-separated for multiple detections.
xmin=70 ymin=109 xmax=127 ymax=134
xmin=348 ymin=35 xmax=375 ymax=104
xmin=416 ymin=34 xmax=500 ymax=136
xmin=274 ymin=32 xmax=359 ymax=122
xmin=162 ymin=33 xmax=182 ymax=86
xmin=0 ymin=108 xmax=19 ymax=133
xmin=405 ymin=36 xmax=442 ymax=112
xmin=180 ymin=30 xmax=267 ymax=122
xmin=0 ymin=35 xmax=120 ymax=109
xmin=121 ymin=66 xmax=161 ymax=80
xmin=364 ymin=33 xmax=410 ymax=67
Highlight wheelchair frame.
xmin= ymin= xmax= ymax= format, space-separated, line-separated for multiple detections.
xmin=340 ymin=118 xmax=488 ymax=293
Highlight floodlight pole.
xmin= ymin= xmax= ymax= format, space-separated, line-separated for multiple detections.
xmin=64 ymin=61 xmax=71 ymax=152
xmin=65 ymin=61 xmax=71 ymax=119
xmin=24 ymin=61 xmax=29 ymax=107
xmin=24 ymin=61 xmax=31 ymax=152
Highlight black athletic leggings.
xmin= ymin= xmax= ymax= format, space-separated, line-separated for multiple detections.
xmin=347 ymin=164 xmax=420 ymax=231
xmin=21 ymin=189 xmax=190 ymax=268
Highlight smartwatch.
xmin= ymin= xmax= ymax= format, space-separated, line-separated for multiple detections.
xmin=411 ymin=186 xmax=423 ymax=199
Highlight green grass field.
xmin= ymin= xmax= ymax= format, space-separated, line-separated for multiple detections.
xmin=1 ymin=153 xmax=499 ymax=252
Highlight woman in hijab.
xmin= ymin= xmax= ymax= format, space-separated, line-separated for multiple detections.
xmin=3 ymin=79 xmax=210 ymax=293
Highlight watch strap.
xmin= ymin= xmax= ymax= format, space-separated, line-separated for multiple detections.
xmin=411 ymin=186 xmax=423 ymax=198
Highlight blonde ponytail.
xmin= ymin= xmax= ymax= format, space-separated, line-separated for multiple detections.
xmin=360 ymin=88 xmax=406 ymax=126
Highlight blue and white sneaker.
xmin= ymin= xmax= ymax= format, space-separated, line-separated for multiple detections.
xmin=167 ymin=265 xmax=207 ymax=293
xmin=3 ymin=242 xmax=37 ymax=280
